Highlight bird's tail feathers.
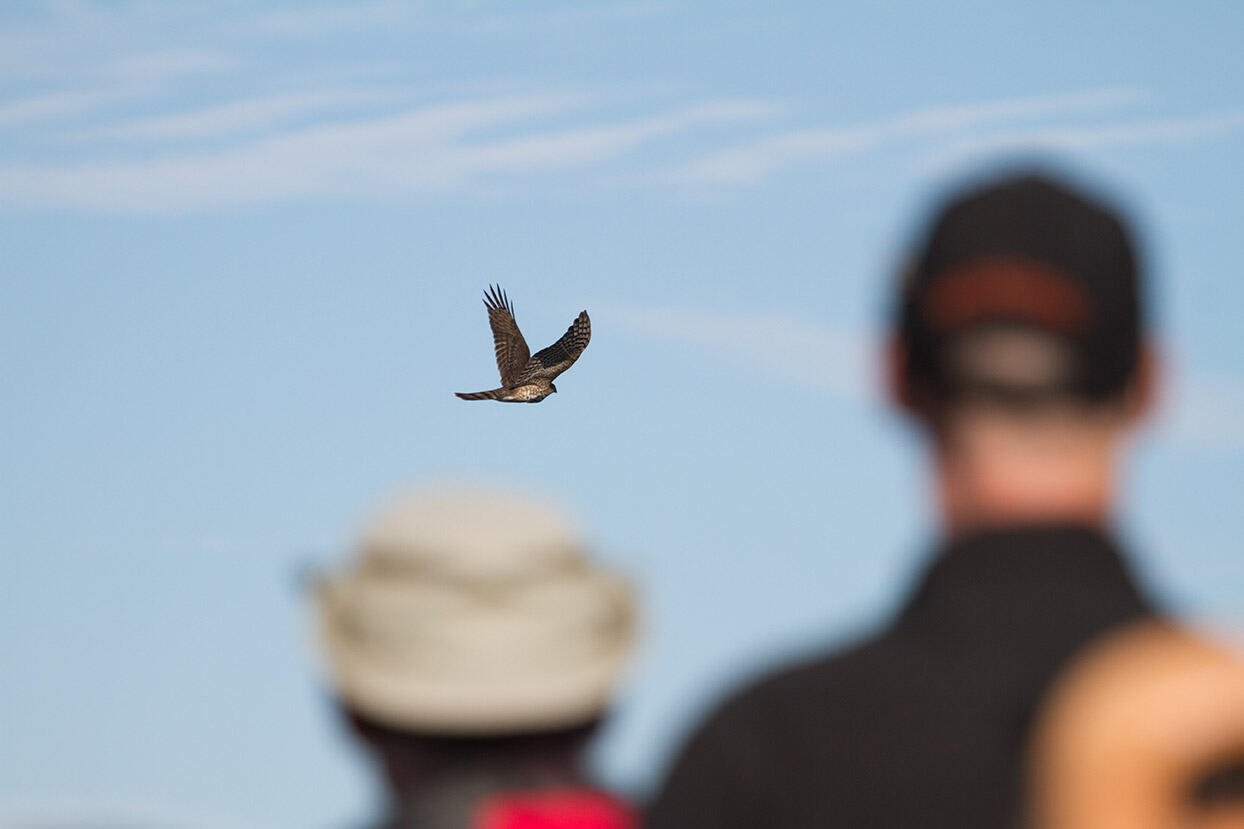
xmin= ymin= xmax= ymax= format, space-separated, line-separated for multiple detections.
xmin=455 ymin=389 xmax=505 ymax=401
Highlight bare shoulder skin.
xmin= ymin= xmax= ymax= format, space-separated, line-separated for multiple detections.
xmin=1028 ymin=621 xmax=1244 ymax=829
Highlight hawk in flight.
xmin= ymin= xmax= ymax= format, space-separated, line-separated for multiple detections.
xmin=455 ymin=285 xmax=591 ymax=403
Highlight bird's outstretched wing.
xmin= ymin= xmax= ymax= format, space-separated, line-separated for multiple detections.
xmin=517 ymin=310 xmax=591 ymax=382
xmin=483 ymin=285 xmax=530 ymax=387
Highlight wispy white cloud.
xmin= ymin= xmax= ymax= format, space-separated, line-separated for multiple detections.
xmin=918 ymin=109 xmax=1244 ymax=173
xmin=1160 ymin=373 xmax=1244 ymax=452
xmin=454 ymin=99 xmax=781 ymax=171
xmin=0 ymin=94 xmax=777 ymax=210
xmin=0 ymin=87 xmax=152 ymax=130
xmin=79 ymin=88 xmax=403 ymax=142
xmin=0 ymin=797 xmax=259 ymax=829
xmin=606 ymin=304 xmax=876 ymax=400
xmin=678 ymin=87 xmax=1147 ymax=184
xmin=0 ymin=51 xmax=240 ymax=134
xmin=224 ymin=0 xmax=409 ymax=38
xmin=4 ymin=75 xmax=1240 ymax=212
xmin=462 ymin=0 xmax=677 ymax=35
xmin=612 ymin=304 xmax=1244 ymax=452
xmin=0 ymin=1 xmax=1238 ymax=214
xmin=0 ymin=92 xmax=581 ymax=209
xmin=224 ymin=0 xmax=674 ymax=39
xmin=0 ymin=3 xmax=150 ymax=81
xmin=107 ymin=49 xmax=243 ymax=80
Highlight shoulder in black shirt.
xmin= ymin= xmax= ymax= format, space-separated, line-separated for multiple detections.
xmin=648 ymin=525 xmax=1156 ymax=829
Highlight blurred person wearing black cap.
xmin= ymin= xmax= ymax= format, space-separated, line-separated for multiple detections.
xmin=648 ymin=170 xmax=1212 ymax=827
xmin=313 ymin=488 xmax=637 ymax=829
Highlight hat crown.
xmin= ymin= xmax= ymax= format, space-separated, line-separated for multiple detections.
xmin=359 ymin=489 xmax=584 ymax=583
xmin=315 ymin=487 xmax=636 ymax=733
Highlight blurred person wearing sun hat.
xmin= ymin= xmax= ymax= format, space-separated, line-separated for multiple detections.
xmin=312 ymin=487 xmax=638 ymax=829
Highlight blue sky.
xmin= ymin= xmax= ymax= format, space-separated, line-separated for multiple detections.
xmin=2 ymin=1 xmax=1243 ymax=825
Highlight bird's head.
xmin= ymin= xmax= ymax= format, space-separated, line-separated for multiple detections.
xmin=550 ymin=383 xmax=558 ymax=394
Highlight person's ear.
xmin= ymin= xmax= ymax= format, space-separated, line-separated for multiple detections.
xmin=886 ymin=337 xmax=919 ymax=414
xmin=1124 ymin=341 xmax=1161 ymax=425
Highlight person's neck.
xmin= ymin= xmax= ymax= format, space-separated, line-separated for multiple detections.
xmin=934 ymin=415 xmax=1120 ymax=540
xmin=381 ymin=757 xmax=584 ymax=827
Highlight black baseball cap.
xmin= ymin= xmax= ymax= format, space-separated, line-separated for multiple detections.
xmin=896 ymin=171 xmax=1146 ymax=408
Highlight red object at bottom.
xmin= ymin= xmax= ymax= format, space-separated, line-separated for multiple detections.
xmin=475 ymin=788 xmax=635 ymax=829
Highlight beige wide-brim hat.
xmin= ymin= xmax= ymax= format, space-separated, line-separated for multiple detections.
xmin=313 ymin=487 xmax=636 ymax=734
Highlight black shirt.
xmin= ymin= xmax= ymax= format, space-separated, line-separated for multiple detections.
xmin=648 ymin=525 xmax=1155 ymax=829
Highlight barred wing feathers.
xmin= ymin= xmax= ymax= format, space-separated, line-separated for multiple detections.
xmin=483 ymin=285 xmax=530 ymax=387
xmin=517 ymin=310 xmax=591 ymax=383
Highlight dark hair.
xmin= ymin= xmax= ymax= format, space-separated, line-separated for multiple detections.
xmin=1188 ymin=756 xmax=1244 ymax=806
xmin=344 ymin=706 xmax=603 ymax=770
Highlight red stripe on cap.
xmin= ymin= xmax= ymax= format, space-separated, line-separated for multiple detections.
xmin=922 ymin=257 xmax=1091 ymax=334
